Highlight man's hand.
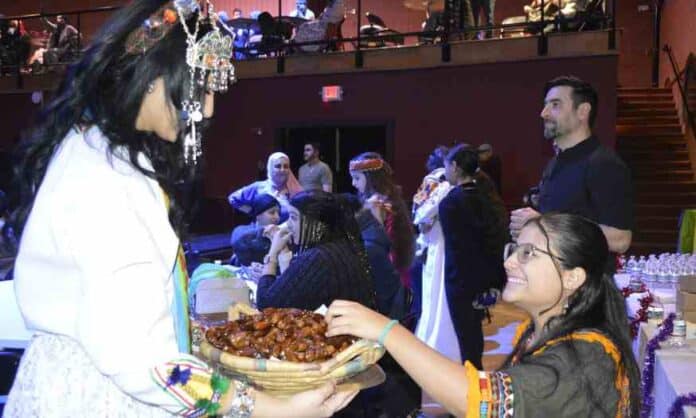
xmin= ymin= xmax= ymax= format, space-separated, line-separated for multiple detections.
xmin=510 ymin=207 xmax=541 ymax=240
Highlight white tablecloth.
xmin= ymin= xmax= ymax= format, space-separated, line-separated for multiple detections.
xmin=615 ymin=274 xmax=696 ymax=417
xmin=635 ymin=322 xmax=696 ymax=418
xmin=655 ymin=345 xmax=696 ymax=418
xmin=614 ymin=273 xmax=678 ymax=318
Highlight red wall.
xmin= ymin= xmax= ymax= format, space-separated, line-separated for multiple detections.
xmin=0 ymin=55 xmax=618 ymax=232
xmin=660 ymin=0 xmax=696 ymax=88
xmin=0 ymin=56 xmax=619 ymax=205
xmin=203 ymin=55 xmax=618 ymax=207
xmin=615 ymin=0 xmax=655 ymax=87
xmin=0 ymin=94 xmax=40 ymax=153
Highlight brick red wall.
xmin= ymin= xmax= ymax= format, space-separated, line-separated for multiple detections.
xmin=0 ymin=55 xmax=618 ymax=205
xmin=615 ymin=0 xmax=655 ymax=87
xmin=660 ymin=0 xmax=696 ymax=87
xmin=202 ymin=55 xmax=618 ymax=206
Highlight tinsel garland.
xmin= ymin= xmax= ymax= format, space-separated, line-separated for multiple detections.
xmin=622 ymin=284 xmax=654 ymax=339
xmin=630 ymin=294 xmax=655 ymax=339
xmin=621 ymin=283 xmax=647 ymax=298
xmin=668 ymin=392 xmax=696 ymax=418
xmin=640 ymin=312 xmax=676 ymax=418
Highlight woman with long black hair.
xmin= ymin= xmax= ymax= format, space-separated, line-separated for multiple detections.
xmin=438 ymin=144 xmax=508 ymax=368
xmin=325 ymin=212 xmax=640 ymax=417
xmin=257 ymin=190 xmax=376 ymax=311
xmin=4 ymin=1 xmax=355 ymax=416
xmin=349 ymin=152 xmax=415 ymax=292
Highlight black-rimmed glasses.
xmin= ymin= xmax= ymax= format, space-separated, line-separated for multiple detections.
xmin=504 ymin=242 xmax=566 ymax=264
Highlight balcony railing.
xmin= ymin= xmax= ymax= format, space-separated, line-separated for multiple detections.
xmin=0 ymin=1 xmax=617 ymax=86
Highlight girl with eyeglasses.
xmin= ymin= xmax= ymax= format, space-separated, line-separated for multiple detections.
xmin=325 ymin=212 xmax=640 ymax=417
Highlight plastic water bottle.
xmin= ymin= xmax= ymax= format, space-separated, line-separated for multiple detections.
xmin=627 ymin=255 xmax=637 ymax=272
xmin=668 ymin=313 xmax=687 ymax=348
xmin=637 ymin=256 xmax=647 ymax=273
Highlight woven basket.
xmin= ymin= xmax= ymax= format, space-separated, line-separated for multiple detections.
xmin=199 ymin=305 xmax=386 ymax=395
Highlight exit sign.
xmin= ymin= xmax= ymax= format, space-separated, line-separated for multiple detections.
xmin=321 ymin=85 xmax=343 ymax=102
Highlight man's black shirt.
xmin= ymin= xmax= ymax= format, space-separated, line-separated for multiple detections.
xmin=538 ymin=136 xmax=633 ymax=230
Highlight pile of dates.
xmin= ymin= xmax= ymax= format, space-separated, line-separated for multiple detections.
xmin=206 ymin=307 xmax=356 ymax=362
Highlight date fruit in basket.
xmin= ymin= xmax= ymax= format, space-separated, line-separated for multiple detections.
xmin=205 ymin=307 xmax=357 ymax=362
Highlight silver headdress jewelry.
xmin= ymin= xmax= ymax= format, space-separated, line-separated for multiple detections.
xmin=126 ymin=0 xmax=235 ymax=166
xmin=175 ymin=0 xmax=235 ymax=165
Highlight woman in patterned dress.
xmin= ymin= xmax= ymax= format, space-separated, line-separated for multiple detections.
xmin=326 ymin=212 xmax=640 ymax=417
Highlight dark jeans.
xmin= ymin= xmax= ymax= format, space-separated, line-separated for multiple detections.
xmin=445 ymin=280 xmax=485 ymax=368
xmin=470 ymin=0 xmax=496 ymax=37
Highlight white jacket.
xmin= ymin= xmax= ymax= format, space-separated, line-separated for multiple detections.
xmin=14 ymin=126 xmax=193 ymax=411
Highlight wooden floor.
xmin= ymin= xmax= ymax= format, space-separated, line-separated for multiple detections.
xmin=421 ymin=302 xmax=528 ymax=417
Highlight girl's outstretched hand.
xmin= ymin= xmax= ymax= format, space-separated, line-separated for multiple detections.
xmin=325 ymin=300 xmax=391 ymax=342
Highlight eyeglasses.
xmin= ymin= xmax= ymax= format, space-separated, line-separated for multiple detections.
xmin=504 ymin=242 xmax=565 ymax=264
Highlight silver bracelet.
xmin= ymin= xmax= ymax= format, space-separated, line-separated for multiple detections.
xmin=222 ymin=380 xmax=255 ymax=418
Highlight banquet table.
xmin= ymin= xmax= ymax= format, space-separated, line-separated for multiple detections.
xmin=655 ymin=341 xmax=696 ymax=417
xmin=614 ymin=273 xmax=677 ymax=316
xmin=616 ymin=273 xmax=696 ymax=417
xmin=635 ymin=322 xmax=696 ymax=418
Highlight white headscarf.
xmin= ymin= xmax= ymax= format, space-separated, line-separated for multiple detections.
xmin=266 ymin=152 xmax=302 ymax=196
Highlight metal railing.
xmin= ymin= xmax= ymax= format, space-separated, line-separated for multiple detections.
xmin=664 ymin=45 xmax=695 ymax=134
xmin=0 ymin=1 xmax=617 ymax=83
xmin=0 ymin=6 xmax=119 ymax=86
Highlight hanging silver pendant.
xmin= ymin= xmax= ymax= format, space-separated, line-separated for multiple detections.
xmin=182 ymin=99 xmax=203 ymax=165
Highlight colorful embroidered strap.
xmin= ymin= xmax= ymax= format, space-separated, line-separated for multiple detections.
xmin=173 ymin=245 xmax=192 ymax=353
xmin=464 ymin=361 xmax=514 ymax=418
xmin=152 ymin=358 xmax=232 ymax=417
xmin=158 ymin=190 xmax=253 ymax=416
xmin=161 ymin=190 xmax=191 ymax=354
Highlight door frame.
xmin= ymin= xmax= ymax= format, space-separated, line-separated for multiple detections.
xmin=273 ymin=119 xmax=396 ymax=167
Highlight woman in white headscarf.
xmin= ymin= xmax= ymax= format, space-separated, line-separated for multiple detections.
xmin=228 ymin=152 xmax=303 ymax=222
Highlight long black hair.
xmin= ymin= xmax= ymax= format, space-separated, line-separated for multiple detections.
xmin=446 ymin=144 xmax=509 ymax=288
xmin=506 ymin=213 xmax=640 ymax=417
xmin=6 ymin=0 xmax=212 ymax=244
xmin=349 ymin=152 xmax=415 ymax=271
xmin=445 ymin=143 xmax=478 ymax=178
xmin=290 ymin=190 xmax=363 ymax=250
xmin=290 ymin=190 xmax=376 ymax=308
